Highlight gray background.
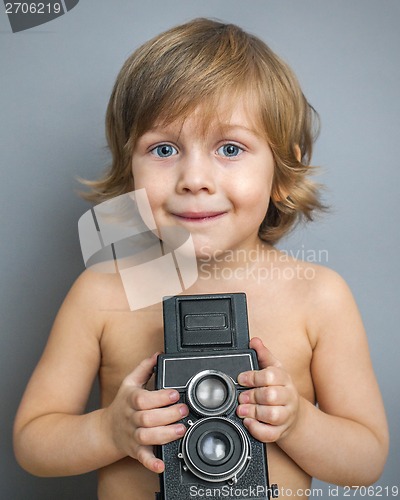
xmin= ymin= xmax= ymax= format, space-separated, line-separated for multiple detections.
xmin=1 ymin=1 xmax=399 ymax=498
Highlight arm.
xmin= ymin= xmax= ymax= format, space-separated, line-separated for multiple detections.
xmin=237 ymin=269 xmax=389 ymax=486
xmin=13 ymin=271 xmax=187 ymax=476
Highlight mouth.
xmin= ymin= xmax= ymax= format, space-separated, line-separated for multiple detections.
xmin=172 ymin=211 xmax=227 ymax=223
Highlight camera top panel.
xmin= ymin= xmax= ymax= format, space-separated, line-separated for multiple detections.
xmin=163 ymin=293 xmax=250 ymax=353
xmin=180 ymin=298 xmax=232 ymax=347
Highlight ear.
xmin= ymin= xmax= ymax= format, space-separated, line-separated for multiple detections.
xmin=270 ymin=144 xmax=300 ymax=205
xmin=294 ymin=144 xmax=302 ymax=161
xmin=271 ymin=184 xmax=290 ymax=204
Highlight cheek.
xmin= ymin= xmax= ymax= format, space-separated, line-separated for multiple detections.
xmin=132 ymin=173 xmax=170 ymax=214
xmin=238 ymin=176 xmax=272 ymax=225
xmin=235 ymin=169 xmax=273 ymax=205
xmin=132 ymin=163 xmax=159 ymax=196
xmin=131 ymin=163 xmax=146 ymax=190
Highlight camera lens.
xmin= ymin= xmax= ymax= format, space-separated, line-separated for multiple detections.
xmin=187 ymin=370 xmax=236 ymax=416
xmin=196 ymin=377 xmax=227 ymax=409
xmin=181 ymin=417 xmax=250 ymax=483
xmin=197 ymin=431 xmax=234 ymax=465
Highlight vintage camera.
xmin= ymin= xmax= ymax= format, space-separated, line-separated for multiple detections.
xmin=155 ymin=293 xmax=277 ymax=499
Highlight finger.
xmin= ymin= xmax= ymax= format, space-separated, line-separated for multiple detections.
xmin=238 ymin=365 xmax=288 ymax=388
xmin=125 ymin=352 xmax=161 ymax=388
xmin=249 ymin=337 xmax=282 ymax=370
xmin=133 ymin=403 xmax=189 ymax=428
xmin=136 ymin=445 xmax=165 ymax=473
xmin=238 ymin=403 xmax=288 ymax=426
xmin=134 ymin=422 xmax=187 ymax=446
xmin=130 ymin=387 xmax=181 ymax=411
xmin=238 ymin=386 xmax=288 ymax=406
xmin=242 ymin=418 xmax=285 ymax=443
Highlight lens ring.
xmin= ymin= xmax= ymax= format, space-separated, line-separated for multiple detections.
xmin=181 ymin=417 xmax=250 ymax=483
xmin=187 ymin=370 xmax=236 ymax=416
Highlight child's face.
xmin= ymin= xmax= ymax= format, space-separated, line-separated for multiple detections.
xmin=131 ymin=99 xmax=274 ymax=259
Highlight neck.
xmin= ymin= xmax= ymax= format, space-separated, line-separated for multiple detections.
xmin=186 ymin=241 xmax=277 ymax=294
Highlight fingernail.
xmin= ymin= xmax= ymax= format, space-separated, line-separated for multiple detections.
xmin=169 ymin=391 xmax=179 ymax=402
xmin=179 ymin=405 xmax=189 ymax=417
xmin=154 ymin=459 xmax=164 ymax=472
xmin=237 ymin=405 xmax=249 ymax=417
xmin=176 ymin=424 xmax=186 ymax=435
xmin=238 ymin=373 xmax=248 ymax=385
xmin=239 ymin=393 xmax=249 ymax=404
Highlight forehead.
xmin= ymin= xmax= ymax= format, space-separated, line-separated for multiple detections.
xmin=150 ymin=92 xmax=265 ymax=139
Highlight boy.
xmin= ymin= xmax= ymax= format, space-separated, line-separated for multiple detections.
xmin=13 ymin=19 xmax=388 ymax=499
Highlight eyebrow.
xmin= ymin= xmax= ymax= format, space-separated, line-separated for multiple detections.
xmin=220 ymin=123 xmax=258 ymax=133
xmin=145 ymin=122 xmax=260 ymax=136
xmin=217 ymin=123 xmax=263 ymax=139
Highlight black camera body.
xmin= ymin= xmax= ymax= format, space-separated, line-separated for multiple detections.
xmin=155 ymin=293 xmax=276 ymax=500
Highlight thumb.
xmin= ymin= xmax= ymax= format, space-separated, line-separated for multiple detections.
xmin=249 ymin=337 xmax=282 ymax=370
xmin=125 ymin=351 xmax=160 ymax=388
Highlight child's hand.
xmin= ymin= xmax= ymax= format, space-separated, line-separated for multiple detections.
xmin=104 ymin=352 xmax=188 ymax=473
xmin=237 ymin=337 xmax=299 ymax=443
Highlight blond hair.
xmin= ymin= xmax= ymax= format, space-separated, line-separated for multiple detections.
xmin=82 ymin=18 xmax=325 ymax=244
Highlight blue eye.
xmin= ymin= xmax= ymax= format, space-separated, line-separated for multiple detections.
xmin=151 ymin=144 xmax=178 ymax=158
xmin=217 ymin=144 xmax=243 ymax=158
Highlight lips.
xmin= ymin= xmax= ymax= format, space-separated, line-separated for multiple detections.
xmin=172 ymin=211 xmax=226 ymax=222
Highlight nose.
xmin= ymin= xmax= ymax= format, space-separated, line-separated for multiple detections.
xmin=175 ymin=152 xmax=216 ymax=195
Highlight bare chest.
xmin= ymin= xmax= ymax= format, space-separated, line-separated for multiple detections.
xmin=98 ymin=287 xmax=315 ymax=405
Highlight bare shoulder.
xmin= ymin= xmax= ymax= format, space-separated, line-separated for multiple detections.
xmin=285 ymin=257 xmax=369 ymax=362
xmin=48 ymin=269 xmax=130 ymax=349
xmin=65 ymin=269 xmax=129 ymax=313
xmin=298 ymin=260 xmax=355 ymax=312
xmin=267 ymin=249 xmax=361 ymax=345
xmin=298 ymin=262 xmax=361 ymax=337
xmin=65 ymin=269 xmax=129 ymax=310
xmin=267 ymin=247 xmax=352 ymax=299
